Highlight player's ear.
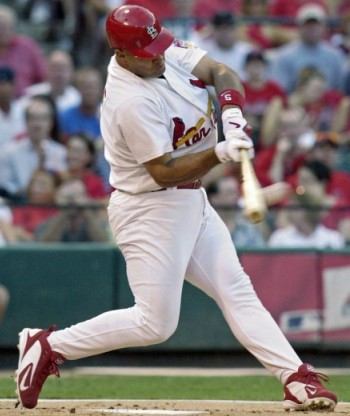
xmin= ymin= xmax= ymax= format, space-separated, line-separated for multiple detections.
xmin=115 ymin=48 xmax=127 ymax=59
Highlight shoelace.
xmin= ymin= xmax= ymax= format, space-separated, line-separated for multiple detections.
xmin=307 ymin=371 xmax=330 ymax=384
xmin=49 ymin=362 xmax=60 ymax=378
xmin=287 ymin=369 xmax=330 ymax=385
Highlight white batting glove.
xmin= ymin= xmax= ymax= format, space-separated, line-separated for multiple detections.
xmin=222 ymin=107 xmax=248 ymax=137
xmin=215 ymin=130 xmax=254 ymax=163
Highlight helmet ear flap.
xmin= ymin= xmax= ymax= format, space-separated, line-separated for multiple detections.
xmin=105 ymin=5 xmax=174 ymax=58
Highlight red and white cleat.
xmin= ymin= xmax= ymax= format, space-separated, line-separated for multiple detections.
xmin=15 ymin=325 xmax=65 ymax=409
xmin=283 ymin=363 xmax=337 ymax=412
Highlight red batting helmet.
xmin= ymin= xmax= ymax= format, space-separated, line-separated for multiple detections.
xmin=105 ymin=5 xmax=174 ymax=58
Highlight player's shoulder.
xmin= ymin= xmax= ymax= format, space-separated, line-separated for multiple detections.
xmin=166 ymin=38 xmax=207 ymax=67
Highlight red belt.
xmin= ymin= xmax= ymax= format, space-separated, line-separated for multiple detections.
xmin=154 ymin=180 xmax=202 ymax=191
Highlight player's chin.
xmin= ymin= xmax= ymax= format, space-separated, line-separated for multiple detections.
xmin=153 ymin=64 xmax=166 ymax=77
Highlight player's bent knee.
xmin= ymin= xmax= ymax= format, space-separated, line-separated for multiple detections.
xmin=141 ymin=321 xmax=178 ymax=345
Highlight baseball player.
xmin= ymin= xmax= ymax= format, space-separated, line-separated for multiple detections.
xmin=15 ymin=5 xmax=337 ymax=412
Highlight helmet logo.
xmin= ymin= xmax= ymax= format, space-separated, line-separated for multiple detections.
xmin=146 ymin=25 xmax=158 ymax=40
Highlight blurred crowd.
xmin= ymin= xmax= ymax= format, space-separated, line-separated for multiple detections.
xmin=0 ymin=0 xmax=350 ymax=251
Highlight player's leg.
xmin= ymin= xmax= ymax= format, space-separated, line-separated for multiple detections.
xmin=186 ymin=204 xmax=301 ymax=381
xmin=185 ymin=196 xmax=337 ymax=411
xmin=16 ymin=189 xmax=205 ymax=408
xmin=48 ymin=190 xmax=206 ymax=358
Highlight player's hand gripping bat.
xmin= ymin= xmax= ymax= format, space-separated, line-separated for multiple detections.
xmin=240 ymin=148 xmax=268 ymax=224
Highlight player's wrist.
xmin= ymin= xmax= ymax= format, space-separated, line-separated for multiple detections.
xmin=222 ymin=107 xmax=243 ymax=122
xmin=221 ymin=107 xmax=247 ymax=136
xmin=218 ymin=89 xmax=245 ymax=111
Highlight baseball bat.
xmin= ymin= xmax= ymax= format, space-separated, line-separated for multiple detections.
xmin=240 ymin=149 xmax=267 ymax=224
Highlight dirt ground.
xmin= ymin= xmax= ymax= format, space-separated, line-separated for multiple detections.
xmin=1 ymin=399 xmax=349 ymax=416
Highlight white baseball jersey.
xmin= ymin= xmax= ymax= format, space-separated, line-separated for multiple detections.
xmin=100 ymin=41 xmax=217 ymax=194
xmin=49 ymin=41 xmax=304 ymax=386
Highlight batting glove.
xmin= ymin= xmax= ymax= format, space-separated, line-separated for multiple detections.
xmin=215 ymin=130 xmax=254 ymax=163
xmin=222 ymin=107 xmax=247 ymax=137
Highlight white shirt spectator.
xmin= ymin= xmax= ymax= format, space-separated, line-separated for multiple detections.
xmin=20 ymin=82 xmax=81 ymax=112
xmin=0 ymin=99 xmax=26 ymax=148
xmin=268 ymin=224 xmax=345 ymax=249
xmin=190 ymin=10 xmax=254 ymax=79
xmin=0 ymin=138 xmax=67 ymax=195
xmin=191 ymin=34 xmax=253 ymax=80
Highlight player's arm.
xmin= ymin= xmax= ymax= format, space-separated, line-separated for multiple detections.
xmin=144 ymin=56 xmax=253 ymax=188
xmin=191 ymin=54 xmax=245 ymax=110
xmin=144 ymin=149 xmax=219 ymax=188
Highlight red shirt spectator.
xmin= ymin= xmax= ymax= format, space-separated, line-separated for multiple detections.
xmin=255 ymin=145 xmax=306 ymax=187
xmin=0 ymin=6 xmax=47 ymax=97
xmin=12 ymin=170 xmax=58 ymax=234
xmin=59 ymin=133 xmax=110 ymax=201
xmin=242 ymin=50 xmax=287 ymax=151
xmin=244 ymin=81 xmax=286 ymax=115
xmin=238 ymin=0 xmax=297 ymax=49
xmin=307 ymin=132 xmax=350 ymax=204
xmin=254 ymin=106 xmax=311 ymax=186
xmin=12 ymin=206 xmax=58 ymax=234
xmin=288 ymin=66 xmax=349 ymax=133
xmin=294 ymin=159 xmax=350 ymax=230
xmin=81 ymin=171 xmax=107 ymax=200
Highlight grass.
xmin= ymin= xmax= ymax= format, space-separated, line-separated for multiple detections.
xmin=1 ymin=374 xmax=349 ymax=401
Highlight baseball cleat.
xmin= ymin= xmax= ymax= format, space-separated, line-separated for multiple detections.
xmin=283 ymin=363 xmax=337 ymax=412
xmin=15 ymin=325 xmax=65 ymax=409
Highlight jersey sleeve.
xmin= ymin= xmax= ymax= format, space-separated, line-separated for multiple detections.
xmin=165 ymin=40 xmax=207 ymax=73
xmin=116 ymin=96 xmax=173 ymax=165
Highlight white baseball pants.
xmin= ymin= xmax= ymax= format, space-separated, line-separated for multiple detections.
xmin=49 ymin=187 xmax=302 ymax=383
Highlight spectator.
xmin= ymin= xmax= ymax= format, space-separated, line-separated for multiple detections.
xmin=0 ymin=95 xmax=67 ymax=201
xmin=268 ymin=190 xmax=345 ymax=249
xmin=330 ymin=12 xmax=350 ymax=59
xmin=255 ymin=106 xmax=314 ymax=186
xmin=268 ymin=0 xmax=327 ymax=24
xmin=58 ymin=67 xmax=110 ymax=191
xmin=190 ymin=10 xmax=254 ymax=80
xmin=162 ymin=0 xmax=198 ymax=40
xmin=206 ymin=176 xmax=266 ymax=247
xmin=242 ymin=50 xmax=287 ymax=150
xmin=295 ymin=159 xmax=350 ymax=231
xmin=237 ymin=0 xmax=297 ymax=49
xmin=59 ymin=67 xmax=103 ymax=142
xmin=270 ymin=4 xmax=345 ymax=93
xmin=0 ymin=5 xmax=47 ymax=97
xmin=0 ymin=284 xmax=9 ymax=324
xmin=0 ymin=66 xmax=26 ymax=149
xmin=0 ymin=197 xmax=32 ymax=243
xmin=288 ymin=66 xmax=350 ymax=133
xmin=192 ymin=0 xmax=242 ymax=27
xmin=307 ymin=131 xmax=350 ymax=204
xmin=18 ymin=0 xmax=76 ymax=51
xmin=35 ymin=178 xmax=109 ymax=243
xmin=59 ymin=133 xmax=110 ymax=200
xmin=11 ymin=169 xmax=59 ymax=235
xmin=20 ymin=49 xmax=81 ymax=112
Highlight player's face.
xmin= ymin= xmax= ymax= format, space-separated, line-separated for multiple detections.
xmin=118 ymin=50 xmax=166 ymax=78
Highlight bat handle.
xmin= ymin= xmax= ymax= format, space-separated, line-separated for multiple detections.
xmin=240 ymin=148 xmax=267 ymax=224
